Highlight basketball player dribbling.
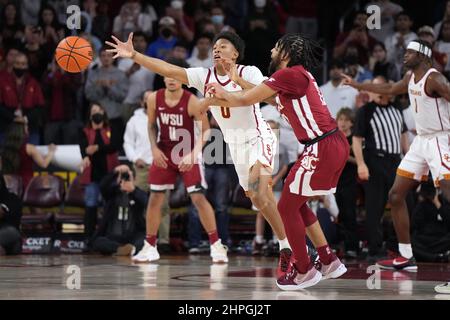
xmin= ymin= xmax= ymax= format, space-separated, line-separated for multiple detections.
xmin=132 ymin=58 xmax=228 ymax=264
xmin=202 ymin=34 xmax=349 ymax=290
xmin=342 ymin=40 xmax=450 ymax=294
xmin=106 ymin=32 xmax=340 ymax=279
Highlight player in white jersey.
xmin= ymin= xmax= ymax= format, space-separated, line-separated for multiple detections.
xmin=342 ymin=40 xmax=450 ymax=292
xmin=106 ymin=31 xmax=336 ymax=279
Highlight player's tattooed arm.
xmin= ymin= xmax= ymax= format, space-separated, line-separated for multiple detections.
xmin=248 ymin=177 xmax=260 ymax=194
xmin=427 ymin=72 xmax=450 ymax=102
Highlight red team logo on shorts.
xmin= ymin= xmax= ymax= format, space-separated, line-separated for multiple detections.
xmin=300 ymin=154 xmax=319 ymax=171
xmin=444 ymin=154 xmax=450 ymax=163
xmin=266 ymin=144 xmax=272 ymax=157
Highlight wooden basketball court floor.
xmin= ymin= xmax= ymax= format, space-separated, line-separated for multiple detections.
xmin=0 ymin=254 xmax=449 ymax=300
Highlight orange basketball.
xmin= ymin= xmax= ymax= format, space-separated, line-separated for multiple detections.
xmin=55 ymin=36 xmax=93 ymax=73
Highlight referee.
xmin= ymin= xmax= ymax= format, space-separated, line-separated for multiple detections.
xmin=352 ymin=76 xmax=409 ymax=262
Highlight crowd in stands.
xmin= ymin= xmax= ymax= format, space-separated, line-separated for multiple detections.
xmin=0 ymin=0 xmax=450 ymax=262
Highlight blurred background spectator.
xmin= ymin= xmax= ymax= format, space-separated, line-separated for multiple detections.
xmin=334 ymin=10 xmax=377 ymax=67
xmin=384 ymin=11 xmax=417 ymax=75
xmin=146 ymin=16 xmax=178 ymax=60
xmin=85 ymin=46 xmax=129 ymax=150
xmin=112 ymin=0 xmax=153 ymax=41
xmin=0 ymin=52 xmax=44 ymax=145
xmin=117 ymin=31 xmax=154 ymax=122
xmin=320 ymin=59 xmax=358 ymax=118
xmin=42 ymin=59 xmax=82 ymax=145
xmin=370 ymin=41 xmax=401 ymax=81
xmin=1 ymin=121 xmax=56 ymax=189
xmin=366 ymin=0 xmax=403 ymax=42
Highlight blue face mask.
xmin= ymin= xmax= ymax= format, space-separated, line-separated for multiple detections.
xmin=211 ymin=15 xmax=224 ymax=25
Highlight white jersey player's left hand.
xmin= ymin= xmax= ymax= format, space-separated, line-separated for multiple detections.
xmin=206 ymin=83 xmax=226 ymax=99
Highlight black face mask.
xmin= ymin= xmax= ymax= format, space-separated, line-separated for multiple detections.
xmin=161 ymin=28 xmax=172 ymax=39
xmin=344 ymin=54 xmax=359 ymax=66
xmin=91 ymin=113 xmax=104 ymax=124
xmin=13 ymin=68 xmax=27 ymax=78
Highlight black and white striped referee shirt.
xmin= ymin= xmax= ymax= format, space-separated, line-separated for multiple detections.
xmin=354 ymin=102 xmax=407 ymax=155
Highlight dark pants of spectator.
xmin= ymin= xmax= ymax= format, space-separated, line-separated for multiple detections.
xmin=92 ymin=233 xmax=145 ymax=255
xmin=0 ymin=226 xmax=22 ymax=255
xmin=44 ymin=120 xmax=82 ymax=145
xmin=188 ymin=167 xmax=231 ymax=247
xmin=336 ymin=181 xmax=358 ymax=251
xmin=364 ymin=152 xmax=400 ymax=255
xmin=109 ymin=117 xmax=124 ymax=153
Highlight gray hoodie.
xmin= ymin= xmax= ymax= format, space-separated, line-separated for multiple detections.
xmin=85 ymin=66 xmax=129 ymax=119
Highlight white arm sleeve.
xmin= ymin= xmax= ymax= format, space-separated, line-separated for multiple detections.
xmin=241 ymin=65 xmax=265 ymax=86
xmin=185 ymin=67 xmax=209 ymax=96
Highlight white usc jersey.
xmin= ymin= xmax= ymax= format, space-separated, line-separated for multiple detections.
xmin=408 ymin=68 xmax=450 ymax=136
xmin=185 ymin=65 xmax=273 ymax=144
xmin=399 ymin=68 xmax=450 ymax=185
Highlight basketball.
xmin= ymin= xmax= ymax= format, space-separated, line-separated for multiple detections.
xmin=55 ymin=36 xmax=93 ymax=73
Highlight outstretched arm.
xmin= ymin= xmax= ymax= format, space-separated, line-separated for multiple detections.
xmin=205 ymin=82 xmax=277 ymax=108
xmin=106 ymin=33 xmax=188 ymax=84
xmin=341 ymin=72 xmax=410 ymax=95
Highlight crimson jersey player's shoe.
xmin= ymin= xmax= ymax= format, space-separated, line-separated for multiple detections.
xmin=319 ymin=257 xmax=347 ymax=280
xmin=277 ymin=248 xmax=293 ymax=278
xmin=276 ymin=262 xmax=322 ymax=291
xmin=376 ymin=256 xmax=417 ymax=271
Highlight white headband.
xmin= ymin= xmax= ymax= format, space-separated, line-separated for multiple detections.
xmin=407 ymin=41 xmax=432 ymax=58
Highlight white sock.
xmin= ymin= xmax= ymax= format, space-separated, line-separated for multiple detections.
xmin=399 ymin=243 xmax=413 ymax=259
xmin=278 ymin=238 xmax=291 ymax=250
xmin=255 ymin=235 xmax=264 ymax=244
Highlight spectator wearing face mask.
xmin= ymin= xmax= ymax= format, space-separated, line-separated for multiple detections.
xmin=0 ymin=52 xmax=45 ymax=146
xmin=80 ymin=103 xmax=120 ymax=243
xmin=145 ymin=16 xmax=178 ymax=60
xmin=209 ymin=4 xmax=234 ymax=34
